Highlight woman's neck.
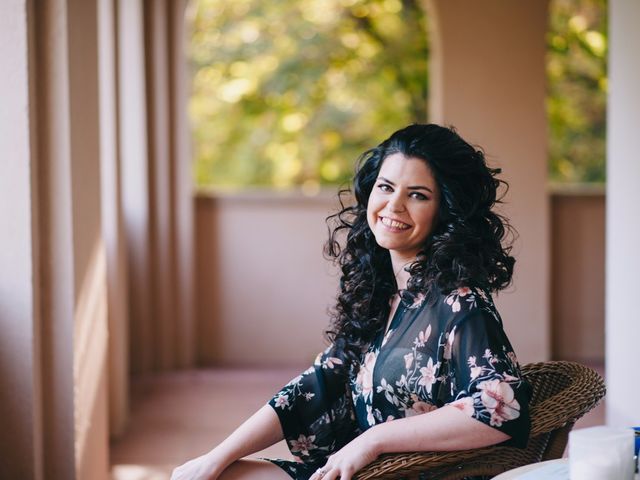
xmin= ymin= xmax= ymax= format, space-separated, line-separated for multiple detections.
xmin=390 ymin=253 xmax=416 ymax=291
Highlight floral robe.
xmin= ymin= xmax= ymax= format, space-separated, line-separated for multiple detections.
xmin=266 ymin=287 xmax=532 ymax=479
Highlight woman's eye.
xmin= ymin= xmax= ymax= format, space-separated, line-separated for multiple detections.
xmin=410 ymin=192 xmax=428 ymax=200
xmin=378 ymin=183 xmax=393 ymax=192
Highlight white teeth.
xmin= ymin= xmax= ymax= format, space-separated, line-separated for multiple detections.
xmin=381 ymin=217 xmax=410 ymax=229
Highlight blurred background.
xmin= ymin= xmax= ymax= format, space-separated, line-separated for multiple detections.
xmin=5 ymin=0 xmax=638 ymax=479
xmin=189 ymin=0 xmax=605 ymax=190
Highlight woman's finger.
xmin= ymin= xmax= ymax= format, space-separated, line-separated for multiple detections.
xmin=322 ymin=467 xmax=341 ymax=480
xmin=339 ymin=466 xmax=354 ymax=480
xmin=309 ymin=465 xmax=328 ymax=480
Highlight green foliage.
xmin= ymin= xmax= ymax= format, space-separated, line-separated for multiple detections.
xmin=547 ymin=0 xmax=607 ymax=183
xmin=187 ymin=0 xmax=428 ymax=190
xmin=188 ymin=0 xmax=607 ymax=188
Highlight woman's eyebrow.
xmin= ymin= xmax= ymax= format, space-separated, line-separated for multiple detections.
xmin=377 ymin=176 xmax=434 ymax=193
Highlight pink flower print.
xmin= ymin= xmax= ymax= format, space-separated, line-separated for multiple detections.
xmin=409 ymin=292 xmax=426 ymax=309
xmin=274 ymin=394 xmax=290 ymax=409
xmin=414 ymin=324 xmax=431 ymax=347
xmin=406 ymin=400 xmax=437 ymax=417
xmin=457 ymin=287 xmax=472 ymax=297
xmin=418 ymin=357 xmax=437 ymax=394
xmin=386 ymin=415 xmax=396 ymax=422
xmin=377 ymin=378 xmax=396 ymax=405
xmin=404 ymin=352 xmax=414 ymax=369
xmin=289 ymin=434 xmax=317 ymax=456
xmin=477 ymin=379 xmax=521 ymax=426
xmin=467 ymin=355 xmax=483 ymax=379
xmin=446 ymin=295 xmax=461 ymax=312
xmin=507 ymin=351 xmax=519 ymax=366
xmin=289 ymin=374 xmax=303 ymax=386
xmin=323 ymin=356 xmax=343 ymax=369
xmin=355 ymin=350 xmax=377 ymax=402
xmin=303 ymin=392 xmax=315 ymax=401
xmin=449 ymin=397 xmax=474 ymax=416
xmin=366 ymin=404 xmax=375 ymax=426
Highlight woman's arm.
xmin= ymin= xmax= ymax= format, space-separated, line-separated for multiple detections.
xmin=309 ymin=406 xmax=508 ymax=480
xmin=366 ymin=403 xmax=509 ymax=452
xmin=170 ymin=404 xmax=283 ymax=480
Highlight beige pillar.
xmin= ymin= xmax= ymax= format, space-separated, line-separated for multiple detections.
xmin=0 ymin=1 xmax=44 ymax=478
xmin=118 ymin=0 xmax=154 ymax=374
xmin=98 ymin=0 xmax=130 ymax=437
xmin=1 ymin=1 xmax=109 ymax=478
xmin=145 ymin=0 xmax=196 ymax=370
xmin=427 ymin=0 xmax=550 ymax=362
xmin=120 ymin=0 xmax=196 ymax=374
xmin=146 ymin=0 xmax=178 ymax=370
xmin=35 ymin=1 xmax=79 ymax=477
xmin=67 ymin=0 xmax=110 ymax=476
xmin=606 ymin=0 xmax=640 ymax=427
xmin=170 ymin=0 xmax=196 ymax=368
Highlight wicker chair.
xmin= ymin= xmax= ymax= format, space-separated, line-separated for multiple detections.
xmin=354 ymin=361 xmax=606 ymax=480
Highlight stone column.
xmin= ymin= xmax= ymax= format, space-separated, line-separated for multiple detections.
xmin=605 ymin=0 xmax=640 ymax=427
xmin=427 ymin=0 xmax=551 ymax=362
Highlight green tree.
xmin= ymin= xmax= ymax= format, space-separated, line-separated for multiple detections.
xmin=187 ymin=0 xmax=428 ymax=190
xmin=547 ymin=0 xmax=607 ymax=184
xmin=189 ymin=0 xmax=607 ymax=188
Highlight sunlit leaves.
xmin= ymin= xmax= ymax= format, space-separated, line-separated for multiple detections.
xmin=547 ymin=0 xmax=607 ymax=183
xmin=188 ymin=0 xmax=428 ymax=189
xmin=189 ymin=0 xmax=605 ymax=188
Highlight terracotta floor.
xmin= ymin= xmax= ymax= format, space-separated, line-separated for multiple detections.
xmin=109 ymin=364 xmax=605 ymax=480
xmin=110 ymin=367 xmax=300 ymax=480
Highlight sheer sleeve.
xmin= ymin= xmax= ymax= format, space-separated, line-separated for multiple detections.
xmin=443 ymin=308 xmax=532 ymax=448
xmin=267 ymin=347 xmax=360 ymax=466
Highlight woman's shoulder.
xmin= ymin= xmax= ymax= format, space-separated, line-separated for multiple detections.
xmin=442 ymin=286 xmax=495 ymax=313
xmin=404 ymin=285 xmax=498 ymax=328
xmin=404 ymin=285 xmax=493 ymax=310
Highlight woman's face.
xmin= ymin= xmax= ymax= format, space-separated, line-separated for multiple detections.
xmin=366 ymin=153 xmax=440 ymax=262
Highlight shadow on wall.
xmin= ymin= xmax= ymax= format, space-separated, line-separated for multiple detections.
xmin=550 ymin=186 xmax=605 ymax=363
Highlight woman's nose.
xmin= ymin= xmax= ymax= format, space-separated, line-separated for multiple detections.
xmin=387 ymin=192 xmax=405 ymax=213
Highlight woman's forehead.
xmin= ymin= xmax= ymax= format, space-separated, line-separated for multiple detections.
xmin=378 ymin=153 xmax=436 ymax=185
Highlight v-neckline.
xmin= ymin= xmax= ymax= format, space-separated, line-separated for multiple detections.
xmin=379 ymin=299 xmax=405 ymax=348
xmin=368 ymin=300 xmax=406 ymax=417
xmin=383 ymin=295 xmax=402 ymax=336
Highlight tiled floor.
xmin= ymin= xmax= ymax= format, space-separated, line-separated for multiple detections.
xmin=110 ymin=367 xmax=300 ymax=480
xmin=110 ymin=364 xmax=605 ymax=480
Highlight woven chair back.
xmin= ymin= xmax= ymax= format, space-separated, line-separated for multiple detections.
xmin=354 ymin=361 xmax=605 ymax=480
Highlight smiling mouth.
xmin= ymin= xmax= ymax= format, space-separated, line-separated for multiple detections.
xmin=380 ymin=216 xmax=411 ymax=230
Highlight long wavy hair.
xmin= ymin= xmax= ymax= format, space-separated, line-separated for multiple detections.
xmin=324 ymin=123 xmax=516 ymax=373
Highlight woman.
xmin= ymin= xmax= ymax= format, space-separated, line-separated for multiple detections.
xmin=171 ymin=124 xmax=532 ymax=480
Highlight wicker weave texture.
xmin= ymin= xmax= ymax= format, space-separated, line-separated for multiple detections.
xmin=353 ymin=361 xmax=605 ymax=480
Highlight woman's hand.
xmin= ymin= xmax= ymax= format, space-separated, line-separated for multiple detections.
xmin=308 ymin=431 xmax=380 ymax=480
xmin=170 ymin=450 xmax=223 ymax=480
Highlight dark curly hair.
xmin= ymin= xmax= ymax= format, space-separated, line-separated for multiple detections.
xmin=324 ymin=123 xmax=516 ymax=373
